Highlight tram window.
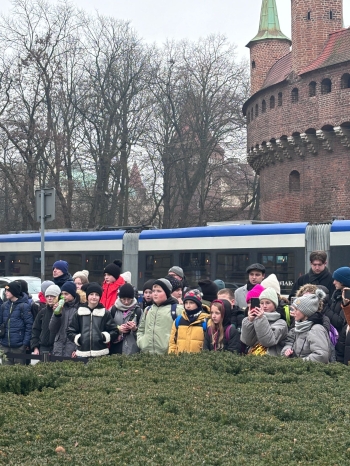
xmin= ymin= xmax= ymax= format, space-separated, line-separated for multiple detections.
xmin=258 ymin=253 xmax=295 ymax=294
xmin=9 ymin=254 xmax=31 ymax=276
xmin=0 ymin=256 xmax=5 ymax=275
xmin=85 ymin=254 xmax=112 ymax=283
xmin=216 ymin=253 xmax=250 ymax=285
xmin=179 ymin=253 xmax=210 ymax=286
xmin=145 ymin=254 xmax=173 ymax=280
xmin=33 ymin=254 xmax=55 ymax=278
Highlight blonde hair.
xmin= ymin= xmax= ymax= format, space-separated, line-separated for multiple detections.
xmin=210 ymin=302 xmax=225 ymax=350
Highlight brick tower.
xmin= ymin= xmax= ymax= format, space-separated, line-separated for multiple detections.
xmin=243 ymin=0 xmax=350 ymax=223
xmin=247 ymin=0 xmax=291 ymax=95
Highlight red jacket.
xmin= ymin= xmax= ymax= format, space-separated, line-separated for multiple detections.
xmin=100 ymin=276 xmax=125 ymax=311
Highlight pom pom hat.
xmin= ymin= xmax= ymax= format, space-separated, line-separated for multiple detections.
xmin=293 ymin=289 xmax=326 ymax=317
xmin=246 ymin=284 xmax=265 ymax=303
xmin=104 ymin=260 xmax=122 ymax=280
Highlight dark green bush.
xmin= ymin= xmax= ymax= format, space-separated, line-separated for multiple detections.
xmin=0 ymin=354 xmax=350 ymax=465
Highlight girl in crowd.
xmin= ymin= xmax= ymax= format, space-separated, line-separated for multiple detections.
xmin=203 ymin=299 xmax=241 ymax=353
xmin=168 ymin=289 xmax=210 ymax=354
xmin=281 ymin=289 xmax=331 ymax=363
xmin=241 ymin=288 xmax=288 ymax=356
xmin=73 ymin=270 xmax=89 ymax=290
xmin=109 ymin=283 xmax=142 ymax=355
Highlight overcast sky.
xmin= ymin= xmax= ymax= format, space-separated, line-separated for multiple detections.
xmin=1 ymin=0 xmax=350 ymax=60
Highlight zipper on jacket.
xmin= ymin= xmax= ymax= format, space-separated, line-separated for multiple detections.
xmin=90 ymin=312 xmax=93 ymax=352
xmin=153 ymin=305 xmax=158 ymax=353
xmin=7 ymin=303 xmax=13 ymax=348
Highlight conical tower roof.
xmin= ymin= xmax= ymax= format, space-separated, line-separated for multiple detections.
xmin=247 ymin=0 xmax=291 ymax=47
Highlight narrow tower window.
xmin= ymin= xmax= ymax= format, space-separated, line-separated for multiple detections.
xmin=341 ymin=74 xmax=350 ymax=89
xmin=309 ymin=81 xmax=317 ymax=97
xmin=270 ymin=95 xmax=275 ymax=109
xmin=291 ymin=88 xmax=299 ymax=103
xmin=321 ymin=78 xmax=332 ymax=94
xmin=307 ymin=11 xmax=311 ymax=20
xmin=251 ymin=108 xmax=254 ymax=121
xmin=262 ymin=100 xmax=266 ymax=113
xmin=252 ymin=60 xmax=256 ymax=69
xmin=278 ymin=92 xmax=282 ymax=106
xmin=255 ymin=104 xmax=259 ymax=117
xmin=289 ymin=171 xmax=300 ymax=193
xmin=329 ymin=11 xmax=333 ymax=20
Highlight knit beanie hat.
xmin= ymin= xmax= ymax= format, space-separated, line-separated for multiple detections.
xmin=104 ymin=259 xmax=122 ymax=280
xmin=53 ymin=260 xmax=69 ymax=275
xmin=15 ymin=279 xmax=28 ymax=295
xmin=168 ymin=266 xmax=184 ymax=279
xmin=333 ymin=267 xmax=350 ymax=288
xmin=183 ymin=289 xmax=202 ymax=308
xmin=45 ymin=284 xmax=61 ymax=297
xmin=214 ymin=279 xmax=225 ymax=291
xmin=198 ymin=280 xmax=218 ymax=302
xmin=86 ymin=282 xmax=103 ymax=299
xmin=293 ymin=289 xmax=325 ymax=317
xmin=72 ymin=270 xmax=89 ymax=284
xmin=120 ymin=271 xmax=132 ymax=284
xmin=246 ymin=284 xmax=265 ymax=303
xmin=259 ymin=287 xmax=279 ymax=308
xmin=165 ymin=275 xmax=183 ymax=291
xmin=41 ymin=280 xmax=55 ymax=293
xmin=119 ymin=283 xmax=135 ymax=299
xmin=5 ymin=281 xmax=22 ymax=298
xmin=153 ymin=278 xmax=172 ymax=298
xmin=61 ymin=281 xmax=77 ymax=298
xmin=261 ymin=274 xmax=280 ymax=295
xmin=143 ymin=279 xmax=156 ymax=292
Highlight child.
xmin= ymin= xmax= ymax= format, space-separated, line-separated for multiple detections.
xmin=109 ymin=283 xmax=143 ymax=355
xmin=168 ymin=289 xmax=210 ymax=354
xmin=49 ymin=281 xmax=80 ymax=358
xmin=217 ymin=288 xmax=244 ymax=332
xmin=281 ymin=289 xmax=331 ymax=363
xmin=73 ymin=270 xmax=89 ymax=290
xmin=166 ymin=275 xmax=184 ymax=305
xmin=142 ymin=279 xmax=155 ymax=310
xmin=67 ymin=283 xmax=119 ymax=358
xmin=137 ymin=278 xmax=183 ymax=354
xmin=241 ymin=287 xmax=288 ymax=356
xmin=31 ymin=284 xmax=61 ymax=355
xmin=203 ymin=299 xmax=241 ymax=353
xmin=100 ymin=259 xmax=125 ymax=310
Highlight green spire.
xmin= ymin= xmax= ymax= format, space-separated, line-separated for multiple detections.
xmin=247 ymin=0 xmax=291 ymax=47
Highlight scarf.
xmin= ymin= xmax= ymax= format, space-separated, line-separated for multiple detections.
xmin=295 ymin=320 xmax=313 ymax=333
xmin=185 ymin=309 xmax=202 ymax=323
xmin=308 ymin=267 xmax=330 ymax=285
xmin=246 ymin=281 xmax=255 ymax=291
xmin=114 ymin=297 xmax=138 ymax=312
xmin=265 ymin=311 xmax=282 ymax=322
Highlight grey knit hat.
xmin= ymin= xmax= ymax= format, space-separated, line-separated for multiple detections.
xmin=45 ymin=284 xmax=61 ymax=297
xmin=41 ymin=280 xmax=55 ymax=293
xmin=168 ymin=266 xmax=184 ymax=279
xmin=293 ymin=289 xmax=325 ymax=317
xmin=153 ymin=278 xmax=173 ymax=298
xmin=259 ymin=287 xmax=278 ymax=308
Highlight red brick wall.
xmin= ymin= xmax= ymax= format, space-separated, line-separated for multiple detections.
xmin=291 ymin=0 xmax=343 ymax=73
xmin=249 ymin=40 xmax=291 ymax=95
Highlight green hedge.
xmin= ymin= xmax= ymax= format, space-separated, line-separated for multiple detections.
xmin=0 ymin=354 xmax=350 ymax=465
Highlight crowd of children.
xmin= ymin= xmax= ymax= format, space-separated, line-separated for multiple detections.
xmin=1 ymin=251 xmax=350 ymax=365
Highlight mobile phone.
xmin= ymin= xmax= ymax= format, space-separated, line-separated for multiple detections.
xmin=251 ymin=297 xmax=260 ymax=309
xmin=344 ymin=289 xmax=350 ymax=300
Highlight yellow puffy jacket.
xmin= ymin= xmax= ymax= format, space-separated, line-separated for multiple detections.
xmin=168 ymin=310 xmax=211 ymax=354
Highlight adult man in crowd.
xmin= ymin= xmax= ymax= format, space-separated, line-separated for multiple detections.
xmin=234 ymin=263 xmax=266 ymax=309
xmin=289 ymin=251 xmax=335 ymax=299
xmin=52 ymin=260 xmax=74 ymax=289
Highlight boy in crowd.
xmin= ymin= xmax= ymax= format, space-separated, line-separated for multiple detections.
xmin=137 ymin=278 xmax=183 ymax=354
xmin=52 ymin=260 xmax=74 ymax=288
xmin=217 ymin=288 xmax=244 ymax=332
xmin=234 ymin=263 xmax=266 ymax=308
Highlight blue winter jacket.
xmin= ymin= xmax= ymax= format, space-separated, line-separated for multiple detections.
xmin=0 ymin=295 xmax=33 ymax=348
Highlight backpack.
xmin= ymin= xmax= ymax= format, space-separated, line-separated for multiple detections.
xmin=208 ymin=324 xmax=232 ymax=343
xmin=328 ymin=324 xmax=339 ymax=363
xmin=173 ymin=315 xmax=208 ymax=343
xmin=144 ymin=303 xmax=177 ymax=320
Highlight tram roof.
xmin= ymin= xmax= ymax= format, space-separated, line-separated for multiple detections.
xmin=330 ymin=220 xmax=350 ymax=232
xmin=139 ymin=222 xmax=309 ymax=239
xmin=0 ymin=230 xmax=125 ymax=243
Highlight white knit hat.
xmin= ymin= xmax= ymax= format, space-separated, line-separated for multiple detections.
xmin=261 ymin=274 xmax=280 ymax=295
xmin=72 ymin=270 xmax=89 ymax=283
xmin=259 ymin=287 xmax=279 ymax=308
xmin=45 ymin=284 xmax=61 ymax=297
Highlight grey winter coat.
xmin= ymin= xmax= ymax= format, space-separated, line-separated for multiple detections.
xmin=49 ymin=296 xmax=80 ymax=357
xmin=241 ymin=314 xmax=288 ymax=356
xmin=281 ymin=324 xmax=331 ymax=363
xmin=234 ymin=285 xmax=248 ymax=309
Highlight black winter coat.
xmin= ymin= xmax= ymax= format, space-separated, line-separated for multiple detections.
xmin=231 ymin=305 xmax=244 ymax=331
xmin=67 ymin=304 xmax=119 ymax=357
xmin=289 ymin=268 xmax=335 ymax=299
xmin=324 ymin=289 xmax=345 ymax=333
xmin=31 ymin=304 xmax=54 ymax=350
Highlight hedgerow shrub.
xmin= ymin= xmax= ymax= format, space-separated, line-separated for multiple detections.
xmin=0 ymin=354 xmax=350 ymax=465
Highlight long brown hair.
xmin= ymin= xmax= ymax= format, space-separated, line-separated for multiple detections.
xmin=210 ymin=300 xmax=225 ymax=350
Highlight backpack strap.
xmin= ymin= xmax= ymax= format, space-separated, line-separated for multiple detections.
xmin=202 ymin=319 xmax=207 ymax=332
xmin=225 ymin=324 xmax=232 ymax=342
xmin=175 ymin=315 xmax=182 ymax=329
xmin=110 ymin=306 xmax=117 ymax=319
xmin=144 ymin=305 xmax=151 ymax=318
xmin=170 ymin=303 xmax=177 ymax=320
